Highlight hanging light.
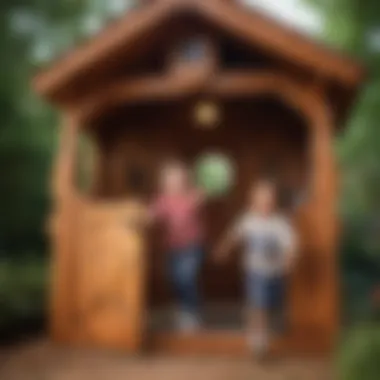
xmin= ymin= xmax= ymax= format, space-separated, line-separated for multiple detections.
xmin=194 ymin=100 xmax=221 ymax=129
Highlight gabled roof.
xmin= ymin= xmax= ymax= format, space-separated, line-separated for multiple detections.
xmin=33 ymin=0 xmax=365 ymax=102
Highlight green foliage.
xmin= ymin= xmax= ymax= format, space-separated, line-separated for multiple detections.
xmin=0 ymin=0 xmax=136 ymax=251
xmin=305 ymin=1 xmax=380 ymax=377
xmin=307 ymin=0 xmax=380 ymax=260
xmin=0 ymin=0 xmax=138 ymax=341
xmin=339 ymin=325 xmax=380 ymax=380
xmin=0 ymin=255 xmax=48 ymax=340
xmin=0 ymin=0 xmax=378 ymax=356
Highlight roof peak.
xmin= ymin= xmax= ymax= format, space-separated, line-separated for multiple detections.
xmin=33 ymin=0 xmax=364 ymax=99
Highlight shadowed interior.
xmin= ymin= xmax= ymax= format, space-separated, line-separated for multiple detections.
xmin=91 ymin=97 xmax=309 ymax=330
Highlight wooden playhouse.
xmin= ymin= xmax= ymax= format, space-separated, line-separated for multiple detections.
xmin=33 ymin=0 xmax=364 ymax=355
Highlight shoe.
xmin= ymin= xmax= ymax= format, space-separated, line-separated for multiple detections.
xmin=177 ymin=311 xmax=201 ymax=334
xmin=248 ymin=330 xmax=270 ymax=359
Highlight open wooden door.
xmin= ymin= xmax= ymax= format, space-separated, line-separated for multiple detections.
xmin=76 ymin=199 xmax=147 ymax=351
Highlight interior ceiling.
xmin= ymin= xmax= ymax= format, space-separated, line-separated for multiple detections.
xmin=92 ymin=95 xmax=308 ymax=144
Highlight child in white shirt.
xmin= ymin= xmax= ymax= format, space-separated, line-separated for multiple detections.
xmin=214 ymin=180 xmax=297 ymax=356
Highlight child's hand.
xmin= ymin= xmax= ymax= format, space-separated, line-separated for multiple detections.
xmin=213 ymin=231 xmax=236 ymax=264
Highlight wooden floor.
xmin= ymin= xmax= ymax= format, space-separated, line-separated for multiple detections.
xmin=149 ymin=303 xmax=245 ymax=331
xmin=0 ymin=339 xmax=333 ymax=380
xmin=149 ymin=330 xmax=331 ymax=357
xmin=148 ymin=303 xmax=331 ymax=356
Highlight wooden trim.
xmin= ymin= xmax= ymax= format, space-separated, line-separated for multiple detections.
xmin=193 ymin=0 xmax=363 ymax=86
xmin=306 ymin=93 xmax=339 ymax=334
xmin=75 ymin=69 xmax=336 ymax=227
xmin=77 ymin=71 xmax=211 ymax=122
xmin=75 ymin=70 xmax=322 ymax=124
xmin=52 ymin=113 xmax=80 ymax=201
xmin=32 ymin=0 xmax=364 ymax=99
xmin=32 ymin=0 xmax=179 ymax=97
xmin=50 ymin=111 xmax=81 ymax=341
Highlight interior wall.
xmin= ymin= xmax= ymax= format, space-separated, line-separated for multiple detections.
xmin=93 ymin=97 xmax=309 ymax=307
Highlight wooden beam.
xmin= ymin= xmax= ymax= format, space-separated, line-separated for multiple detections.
xmin=306 ymin=88 xmax=339 ymax=335
xmin=75 ymin=70 xmax=314 ymax=123
xmin=52 ymin=113 xmax=80 ymax=200
xmin=192 ymin=0 xmax=364 ymax=86
xmin=32 ymin=0 xmax=179 ymax=97
xmin=76 ymin=70 xmax=212 ymax=122
xmin=32 ymin=0 xmax=364 ymax=102
xmin=50 ymin=112 xmax=81 ymax=342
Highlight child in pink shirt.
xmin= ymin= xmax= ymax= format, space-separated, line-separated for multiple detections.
xmin=151 ymin=161 xmax=205 ymax=332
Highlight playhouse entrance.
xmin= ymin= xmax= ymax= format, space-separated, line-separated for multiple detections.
xmin=147 ymin=103 xmax=309 ymax=335
xmin=93 ymin=97 xmax=309 ymax=343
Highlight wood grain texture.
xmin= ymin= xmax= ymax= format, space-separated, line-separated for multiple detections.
xmin=89 ymin=76 xmax=337 ymax=350
xmin=49 ymin=69 xmax=339 ymax=352
xmin=49 ymin=112 xmax=81 ymax=341
xmin=32 ymin=0 xmax=178 ymax=97
xmin=32 ymin=0 xmax=363 ymax=101
xmin=42 ymin=0 xmax=347 ymax=356
xmin=150 ymin=327 xmax=334 ymax=356
xmin=49 ymin=112 xmax=147 ymax=350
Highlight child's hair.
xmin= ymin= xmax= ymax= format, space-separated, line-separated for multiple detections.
xmin=160 ymin=159 xmax=189 ymax=178
xmin=158 ymin=159 xmax=194 ymax=190
xmin=250 ymin=178 xmax=279 ymax=206
xmin=252 ymin=178 xmax=297 ymax=213
xmin=252 ymin=178 xmax=278 ymax=194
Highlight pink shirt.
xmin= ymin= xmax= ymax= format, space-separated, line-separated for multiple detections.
xmin=151 ymin=190 xmax=204 ymax=250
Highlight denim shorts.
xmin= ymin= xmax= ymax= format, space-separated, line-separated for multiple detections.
xmin=245 ymin=272 xmax=285 ymax=310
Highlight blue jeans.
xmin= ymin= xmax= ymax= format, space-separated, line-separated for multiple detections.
xmin=245 ymin=272 xmax=285 ymax=311
xmin=168 ymin=244 xmax=203 ymax=314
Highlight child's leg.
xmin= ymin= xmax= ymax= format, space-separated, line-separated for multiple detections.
xmin=180 ymin=245 xmax=203 ymax=315
xmin=168 ymin=250 xmax=183 ymax=307
xmin=269 ymin=276 xmax=287 ymax=334
xmin=246 ymin=273 xmax=271 ymax=355
xmin=168 ymin=245 xmax=203 ymax=327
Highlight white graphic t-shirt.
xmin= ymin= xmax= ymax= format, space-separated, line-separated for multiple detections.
xmin=234 ymin=212 xmax=297 ymax=276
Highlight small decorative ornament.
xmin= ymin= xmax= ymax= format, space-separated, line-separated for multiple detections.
xmin=195 ymin=152 xmax=235 ymax=197
xmin=179 ymin=37 xmax=208 ymax=62
xmin=194 ymin=100 xmax=221 ymax=129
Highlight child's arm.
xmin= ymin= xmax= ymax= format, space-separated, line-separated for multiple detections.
xmin=147 ymin=196 xmax=165 ymax=225
xmin=213 ymin=228 xmax=240 ymax=263
xmin=214 ymin=215 xmax=245 ymax=263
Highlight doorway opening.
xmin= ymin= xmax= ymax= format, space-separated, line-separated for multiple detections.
xmin=89 ymin=96 xmax=310 ymax=335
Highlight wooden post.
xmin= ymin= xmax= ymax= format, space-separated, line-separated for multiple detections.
xmin=50 ymin=111 xmax=80 ymax=341
xmin=309 ymin=90 xmax=339 ymax=340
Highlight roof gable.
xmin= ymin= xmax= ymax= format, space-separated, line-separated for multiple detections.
xmin=33 ymin=0 xmax=364 ymax=101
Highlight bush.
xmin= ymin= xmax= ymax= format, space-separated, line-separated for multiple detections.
xmin=0 ymin=255 xmax=48 ymax=343
xmin=339 ymin=324 xmax=380 ymax=380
